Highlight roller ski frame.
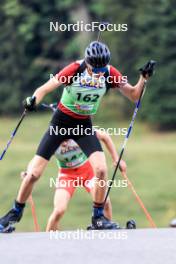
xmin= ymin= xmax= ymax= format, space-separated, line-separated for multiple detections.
xmin=87 ymin=219 xmax=136 ymax=230
xmin=0 ymin=223 xmax=16 ymax=233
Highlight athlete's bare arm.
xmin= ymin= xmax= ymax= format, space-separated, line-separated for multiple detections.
xmin=33 ymin=62 xmax=80 ymax=105
xmin=119 ymin=75 xmax=148 ymax=102
xmin=33 ymin=78 xmax=62 ymax=105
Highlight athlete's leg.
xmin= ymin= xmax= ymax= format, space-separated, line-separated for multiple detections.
xmin=103 ymin=198 xmax=112 ymax=220
xmin=0 ymin=155 xmax=49 ymax=233
xmin=87 ymin=153 xmax=112 ymax=220
xmin=76 ymin=134 xmax=107 ymax=204
xmin=17 ymin=155 xmax=48 ymax=203
xmin=0 ymin=124 xmax=65 ymax=232
xmin=89 ymin=151 xmax=107 ymax=204
xmin=46 ymin=189 xmax=71 ymax=231
xmin=17 ymin=120 xmax=69 ymax=203
xmin=90 ymin=187 xmax=112 ymax=220
xmin=76 ymin=135 xmax=119 ymax=229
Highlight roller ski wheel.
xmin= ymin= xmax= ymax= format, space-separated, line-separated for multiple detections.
xmin=87 ymin=225 xmax=95 ymax=230
xmin=126 ymin=219 xmax=136 ymax=229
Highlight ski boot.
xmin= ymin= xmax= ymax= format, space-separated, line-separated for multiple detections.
xmin=0 ymin=204 xmax=24 ymax=233
xmin=0 ymin=225 xmax=16 ymax=233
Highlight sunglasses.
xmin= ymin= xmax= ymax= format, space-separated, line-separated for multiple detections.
xmin=91 ymin=67 xmax=107 ymax=74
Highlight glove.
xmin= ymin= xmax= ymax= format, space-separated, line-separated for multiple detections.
xmin=23 ymin=96 xmax=36 ymax=111
xmin=139 ymin=60 xmax=156 ymax=78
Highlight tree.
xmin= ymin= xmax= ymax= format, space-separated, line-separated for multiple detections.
xmin=0 ymin=0 xmax=80 ymax=114
xmin=89 ymin=0 xmax=176 ymax=129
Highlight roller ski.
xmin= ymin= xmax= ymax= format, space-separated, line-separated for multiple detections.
xmin=87 ymin=215 xmax=121 ymax=230
xmin=0 ymin=225 xmax=16 ymax=233
xmin=87 ymin=218 xmax=136 ymax=230
xmin=0 ymin=202 xmax=25 ymax=233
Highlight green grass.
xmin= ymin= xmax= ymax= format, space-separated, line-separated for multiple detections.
xmin=0 ymin=113 xmax=176 ymax=231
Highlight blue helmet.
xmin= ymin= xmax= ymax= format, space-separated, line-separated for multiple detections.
xmin=85 ymin=41 xmax=111 ymax=68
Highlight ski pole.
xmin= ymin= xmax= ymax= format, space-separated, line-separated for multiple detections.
xmin=121 ymin=171 xmax=157 ymax=228
xmin=28 ymin=195 xmax=40 ymax=232
xmin=41 ymin=103 xmax=57 ymax=112
xmin=0 ymin=109 xmax=27 ymax=160
xmin=97 ymin=22 xmax=109 ymax=42
xmin=103 ymin=80 xmax=147 ymax=206
xmin=0 ymin=102 xmax=56 ymax=161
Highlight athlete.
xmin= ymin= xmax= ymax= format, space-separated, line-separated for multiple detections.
xmin=46 ymin=130 xmax=126 ymax=231
xmin=0 ymin=41 xmax=154 ymax=232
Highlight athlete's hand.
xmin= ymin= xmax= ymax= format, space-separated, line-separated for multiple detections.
xmin=113 ymin=159 xmax=127 ymax=173
xmin=139 ymin=60 xmax=156 ymax=79
xmin=23 ymin=96 xmax=36 ymax=111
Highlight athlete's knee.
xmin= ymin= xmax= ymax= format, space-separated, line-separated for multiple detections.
xmin=53 ymin=206 xmax=67 ymax=220
xmin=25 ymin=168 xmax=42 ymax=183
xmin=94 ymin=164 xmax=107 ymax=180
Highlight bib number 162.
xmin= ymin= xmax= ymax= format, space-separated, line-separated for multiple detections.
xmin=76 ymin=93 xmax=100 ymax=102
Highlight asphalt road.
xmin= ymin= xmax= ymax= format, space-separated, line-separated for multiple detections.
xmin=0 ymin=229 xmax=175 ymax=264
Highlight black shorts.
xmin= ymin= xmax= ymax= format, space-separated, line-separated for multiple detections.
xmin=36 ymin=109 xmax=102 ymax=160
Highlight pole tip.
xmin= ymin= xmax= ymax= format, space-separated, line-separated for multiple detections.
xmin=99 ymin=22 xmax=110 ymax=31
